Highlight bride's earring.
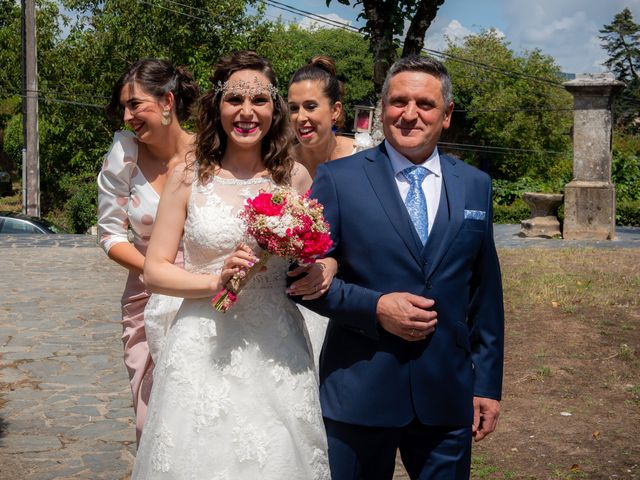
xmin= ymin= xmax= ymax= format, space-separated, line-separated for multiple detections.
xmin=161 ymin=109 xmax=172 ymax=126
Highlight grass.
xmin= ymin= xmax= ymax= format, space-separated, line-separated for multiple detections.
xmin=471 ymin=454 xmax=519 ymax=479
xmin=618 ymin=343 xmax=635 ymax=361
xmin=471 ymin=247 xmax=640 ymax=480
xmin=536 ymin=365 xmax=552 ymax=378
xmin=0 ymin=181 xmax=21 ymax=212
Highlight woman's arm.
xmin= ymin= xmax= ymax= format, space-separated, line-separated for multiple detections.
xmin=107 ymin=243 xmax=146 ymax=274
xmin=97 ymin=133 xmax=145 ymax=274
xmin=143 ymin=169 xmax=258 ymax=298
xmin=291 ymin=162 xmax=313 ymax=194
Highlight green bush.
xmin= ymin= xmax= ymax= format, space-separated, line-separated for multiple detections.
xmin=617 ymin=200 xmax=640 ymax=226
xmin=493 ymin=198 xmax=531 ymax=224
xmin=612 ymin=152 xmax=640 ymax=203
xmin=64 ymin=180 xmax=98 ymax=233
xmin=492 ymin=177 xmax=566 ymax=206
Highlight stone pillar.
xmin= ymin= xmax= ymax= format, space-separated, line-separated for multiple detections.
xmin=563 ymin=74 xmax=625 ymax=240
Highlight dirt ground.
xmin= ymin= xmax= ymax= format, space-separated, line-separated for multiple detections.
xmin=468 ymin=248 xmax=640 ymax=480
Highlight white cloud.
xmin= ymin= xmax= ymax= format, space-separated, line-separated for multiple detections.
xmin=298 ymin=13 xmax=352 ymax=31
xmin=496 ymin=0 xmax=640 ymax=73
xmin=424 ymin=19 xmax=471 ymax=52
xmin=424 ymin=18 xmax=504 ymax=53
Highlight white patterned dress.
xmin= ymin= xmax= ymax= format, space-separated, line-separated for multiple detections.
xmin=132 ymin=174 xmax=330 ymax=480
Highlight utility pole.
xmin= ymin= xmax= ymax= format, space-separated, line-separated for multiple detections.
xmin=22 ymin=0 xmax=40 ymax=217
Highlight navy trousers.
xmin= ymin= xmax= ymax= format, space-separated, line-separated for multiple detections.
xmin=324 ymin=417 xmax=472 ymax=480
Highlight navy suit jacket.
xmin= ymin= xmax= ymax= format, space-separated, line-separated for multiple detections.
xmin=301 ymin=143 xmax=504 ymax=428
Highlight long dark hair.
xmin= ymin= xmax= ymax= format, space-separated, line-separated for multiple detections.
xmin=288 ymin=55 xmax=345 ymax=128
xmin=195 ymin=51 xmax=294 ymax=185
xmin=107 ymin=58 xmax=199 ymax=125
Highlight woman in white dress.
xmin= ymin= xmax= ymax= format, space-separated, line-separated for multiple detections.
xmin=132 ymin=51 xmax=332 ymax=479
xmin=97 ymin=59 xmax=198 ymax=443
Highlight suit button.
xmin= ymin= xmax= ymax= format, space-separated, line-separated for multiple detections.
xmin=426 ymin=281 xmax=433 ymax=289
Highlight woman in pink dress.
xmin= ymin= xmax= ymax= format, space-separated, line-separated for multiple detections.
xmin=97 ymin=58 xmax=199 ymax=443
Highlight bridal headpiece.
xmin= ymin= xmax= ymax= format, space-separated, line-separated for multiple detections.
xmin=214 ymin=76 xmax=279 ymax=100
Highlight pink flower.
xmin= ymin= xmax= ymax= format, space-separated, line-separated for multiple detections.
xmin=248 ymin=192 xmax=285 ymax=216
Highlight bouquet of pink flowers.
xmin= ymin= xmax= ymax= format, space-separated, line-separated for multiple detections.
xmin=211 ymin=187 xmax=333 ymax=312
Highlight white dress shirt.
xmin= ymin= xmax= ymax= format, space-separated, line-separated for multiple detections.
xmin=385 ymin=140 xmax=442 ymax=237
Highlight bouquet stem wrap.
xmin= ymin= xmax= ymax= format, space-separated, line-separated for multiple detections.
xmin=211 ymin=250 xmax=271 ymax=312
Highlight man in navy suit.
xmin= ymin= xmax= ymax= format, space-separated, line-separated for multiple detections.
xmin=299 ymin=55 xmax=505 ymax=479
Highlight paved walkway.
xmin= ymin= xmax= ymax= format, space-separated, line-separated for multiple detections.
xmin=0 ymin=236 xmax=133 ymax=480
xmin=1 ymin=226 xmax=638 ymax=479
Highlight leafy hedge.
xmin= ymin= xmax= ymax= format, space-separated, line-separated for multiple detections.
xmin=617 ymin=200 xmax=640 ymax=226
xmin=493 ymin=199 xmax=531 ymax=224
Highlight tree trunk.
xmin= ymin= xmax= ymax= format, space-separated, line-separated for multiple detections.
xmin=402 ymin=0 xmax=445 ymax=57
xmin=362 ymin=0 xmax=397 ymax=91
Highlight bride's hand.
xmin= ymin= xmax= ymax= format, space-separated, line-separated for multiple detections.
xmin=287 ymin=257 xmax=337 ymax=300
xmin=218 ymin=243 xmax=259 ymax=289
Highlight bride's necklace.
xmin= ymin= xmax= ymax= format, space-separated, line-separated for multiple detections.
xmin=215 ymin=165 xmax=269 ymax=181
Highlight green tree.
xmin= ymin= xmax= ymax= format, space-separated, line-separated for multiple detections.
xmin=326 ymin=0 xmax=445 ymax=90
xmin=252 ymin=21 xmax=375 ymax=124
xmin=0 ymin=0 xmax=62 ymax=175
xmin=1 ymin=0 xmax=265 ymax=231
xmin=443 ymin=30 xmax=573 ymax=183
xmin=599 ymin=7 xmax=640 ymax=131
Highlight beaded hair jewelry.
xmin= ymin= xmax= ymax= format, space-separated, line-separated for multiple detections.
xmin=213 ymin=76 xmax=279 ymax=100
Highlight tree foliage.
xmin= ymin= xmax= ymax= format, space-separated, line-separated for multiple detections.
xmin=442 ymin=30 xmax=573 ymax=184
xmin=326 ymin=0 xmax=445 ymax=90
xmin=599 ymin=7 xmax=640 ymax=131
xmin=1 ymin=0 xmax=265 ymax=231
xmin=253 ymin=21 xmax=375 ymax=125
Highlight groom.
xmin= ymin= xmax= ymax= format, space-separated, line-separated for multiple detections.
xmin=302 ymin=55 xmax=504 ymax=479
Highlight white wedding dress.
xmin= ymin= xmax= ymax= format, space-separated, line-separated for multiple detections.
xmin=132 ymin=174 xmax=330 ymax=480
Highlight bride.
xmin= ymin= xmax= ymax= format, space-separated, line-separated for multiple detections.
xmin=132 ymin=51 xmax=332 ymax=479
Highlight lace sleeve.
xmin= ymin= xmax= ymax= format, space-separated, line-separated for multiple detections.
xmin=97 ymin=131 xmax=139 ymax=254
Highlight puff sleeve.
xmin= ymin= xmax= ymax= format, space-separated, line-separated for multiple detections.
xmin=97 ymin=131 xmax=139 ymax=254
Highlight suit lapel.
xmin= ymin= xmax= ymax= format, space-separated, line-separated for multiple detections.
xmin=425 ymin=154 xmax=465 ymax=279
xmin=363 ymin=145 xmax=423 ymax=264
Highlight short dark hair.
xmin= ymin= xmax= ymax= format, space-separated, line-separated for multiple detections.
xmin=107 ymin=58 xmax=199 ymax=124
xmin=381 ymin=55 xmax=453 ymax=106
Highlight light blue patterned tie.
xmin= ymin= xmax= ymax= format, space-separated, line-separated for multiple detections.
xmin=403 ymin=166 xmax=429 ymax=244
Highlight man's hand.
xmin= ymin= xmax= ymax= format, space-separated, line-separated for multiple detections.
xmin=376 ymin=292 xmax=437 ymax=341
xmin=472 ymin=396 xmax=500 ymax=442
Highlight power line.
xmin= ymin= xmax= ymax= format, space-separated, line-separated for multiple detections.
xmin=0 ymin=90 xmax=104 ymax=108
xmin=40 ymin=88 xmax=111 ymax=100
xmin=453 ymin=107 xmax=572 ymax=113
xmin=261 ymin=0 xmax=358 ymax=31
xmin=258 ymin=0 xmax=569 ymax=90
xmin=138 ymin=0 xmax=209 ymax=22
xmin=161 ymin=0 xmax=211 ymax=16
xmin=39 ymin=96 xmax=104 ymax=108
xmin=439 ymin=141 xmax=571 ymax=157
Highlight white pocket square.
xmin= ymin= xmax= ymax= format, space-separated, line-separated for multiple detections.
xmin=464 ymin=209 xmax=486 ymax=220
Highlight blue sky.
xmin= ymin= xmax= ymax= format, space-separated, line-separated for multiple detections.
xmin=257 ymin=0 xmax=640 ymax=74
